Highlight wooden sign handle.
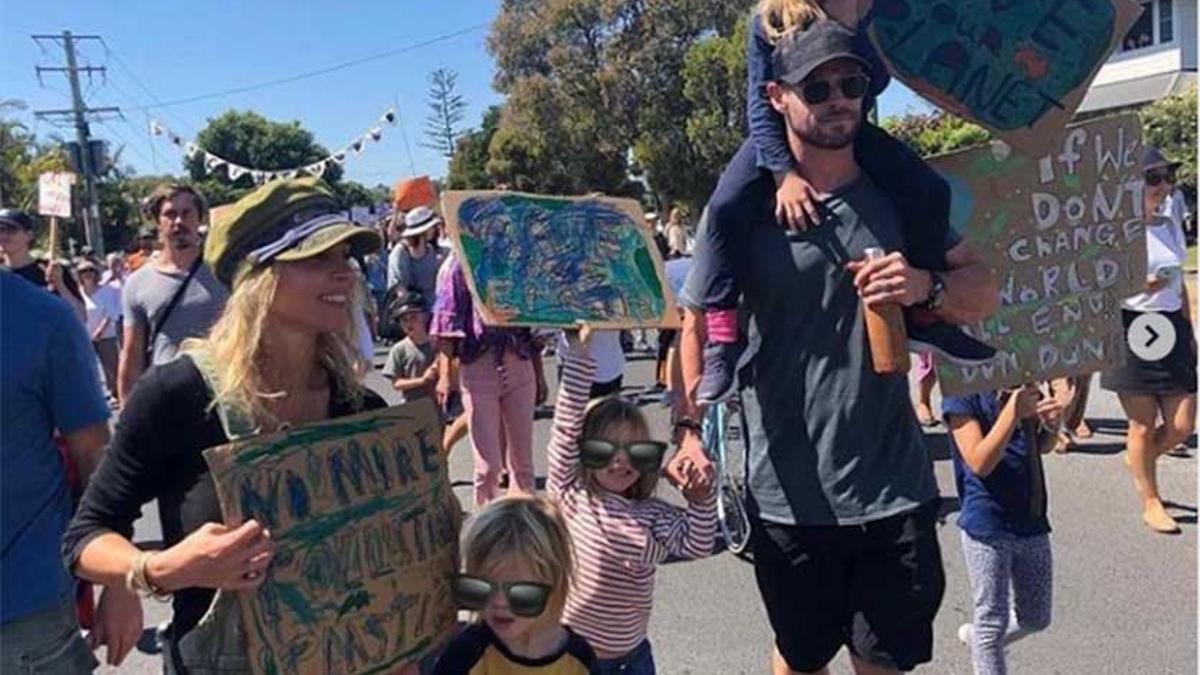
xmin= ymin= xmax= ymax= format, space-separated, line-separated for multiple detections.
xmin=47 ymin=216 xmax=59 ymax=261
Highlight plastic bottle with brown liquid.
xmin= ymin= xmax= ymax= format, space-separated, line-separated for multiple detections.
xmin=861 ymin=247 xmax=910 ymax=375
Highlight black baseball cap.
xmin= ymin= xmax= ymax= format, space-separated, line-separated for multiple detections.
xmin=395 ymin=290 xmax=429 ymax=316
xmin=0 ymin=208 xmax=35 ymax=231
xmin=772 ymin=19 xmax=870 ymax=86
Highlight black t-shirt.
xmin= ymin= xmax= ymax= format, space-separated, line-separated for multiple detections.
xmin=11 ymin=262 xmax=46 ymax=288
xmin=62 ymin=355 xmax=386 ymax=638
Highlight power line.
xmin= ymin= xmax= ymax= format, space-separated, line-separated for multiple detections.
xmin=100 ymin=42 xmax=201 ymax=137
xmin=120 ymin=23 xmax=488 ymax=112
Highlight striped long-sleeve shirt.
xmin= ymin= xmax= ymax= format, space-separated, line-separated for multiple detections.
xmin=548 ymin=347 xmax=718 ymax=657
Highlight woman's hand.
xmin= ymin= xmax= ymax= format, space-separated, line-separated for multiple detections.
xmin=774 ymin=170 xmax=821 ymax=231
xmin=436 ymin=370 xmax=453 ymax=411
xmin=147 ymin=520 xmax=274 ymax=592
xmin=46 ymin=261 xmax=66 ymax=293
xmin=89 ymin=586 xmax=143 ymax=666
xmin=1035 ymin=395 xmax=1064 ymax=429
xmin=1146 ymin=275 xmax=1168 ymax=293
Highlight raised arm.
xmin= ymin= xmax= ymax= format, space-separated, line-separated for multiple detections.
xmin=546 ymin=335 xmax=596 ymax=497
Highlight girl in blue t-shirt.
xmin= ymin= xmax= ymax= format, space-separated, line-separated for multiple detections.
xmin=943 ymin=384 xmax=1062 ymax=675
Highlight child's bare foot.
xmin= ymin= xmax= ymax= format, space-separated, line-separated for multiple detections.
xmin=915 ymin=403 xmax=936 ymax=427
xmin=1074 ymin=420 xmax=1093 ymax=439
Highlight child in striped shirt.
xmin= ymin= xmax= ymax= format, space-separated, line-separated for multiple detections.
xmin=548 ymin=327 xmax=718 ymax=674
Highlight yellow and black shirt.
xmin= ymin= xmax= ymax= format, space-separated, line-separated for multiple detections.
xmin=432 ymin=623 xmax=595 ymax=675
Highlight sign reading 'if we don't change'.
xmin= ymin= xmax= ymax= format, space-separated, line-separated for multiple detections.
xmin=933 ymin=113 xmax=1147 ymax=396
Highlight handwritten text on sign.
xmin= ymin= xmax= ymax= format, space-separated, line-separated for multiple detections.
xmin=933 ymin=113 xmax=1145 ymax=396
xmin=869 ymin=0 xmax=1141 ymax=155
xmin=204 ymin=402 xmax=459 ymax=675
xmin=37 ymin=172 xmax=75 ymax=219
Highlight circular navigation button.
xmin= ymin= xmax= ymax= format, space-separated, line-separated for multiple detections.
xmin=1128 ymin=312 xmax=1176 ymax=362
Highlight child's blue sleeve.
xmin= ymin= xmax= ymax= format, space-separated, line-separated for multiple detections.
xmin=746 ymin=13 xmax=795 ymax=175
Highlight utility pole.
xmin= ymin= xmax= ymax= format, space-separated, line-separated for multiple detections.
xmin=32 ymin=31 xmax=119 ymax=255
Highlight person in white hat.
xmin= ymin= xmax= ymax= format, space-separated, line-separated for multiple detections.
xmin=387 ymin=205 xmax=444 ymax=307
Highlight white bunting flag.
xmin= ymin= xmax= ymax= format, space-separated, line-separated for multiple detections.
xmin=149 ymin=120 xmax=165 ymax=136
xmin=204 ymin=153 xmax=226 ymax=175
xmin=368 ymin=126 xmax=383 ymax=142
xmin=228 ymin=165 xmax=248 ymax=181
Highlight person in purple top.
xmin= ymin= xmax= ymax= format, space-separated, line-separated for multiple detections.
xmin=433 ymin=254 xmax=547 ymax=507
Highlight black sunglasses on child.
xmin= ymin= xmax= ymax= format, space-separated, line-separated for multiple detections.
xmin=1145 ymin=169 xmax=1176 ymax=186
xmin=452 ymin=574 xmax=553 ymax=618
xmin=796 ymin=73 xmax=870 ymax=105
xmin=579 ymin=439 xmax=668 ymax=473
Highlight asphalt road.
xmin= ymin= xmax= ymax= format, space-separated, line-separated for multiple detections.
xmin=101 ymin=352 xmax=1196 ymax=674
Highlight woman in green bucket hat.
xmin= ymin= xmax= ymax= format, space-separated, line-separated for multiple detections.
xmin=63 ymin=178 xmax=398 ymax=673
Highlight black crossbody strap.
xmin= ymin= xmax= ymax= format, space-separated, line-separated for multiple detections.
xmin=147 ymin=257 xmax=203 ymax=358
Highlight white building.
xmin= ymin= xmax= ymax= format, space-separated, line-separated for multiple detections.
xmin=1078 ymin=0 xmax=1197 ymax=116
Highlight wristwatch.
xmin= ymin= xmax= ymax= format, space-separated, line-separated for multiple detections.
xmin=922 ymin=272 xmax=946 ymax=311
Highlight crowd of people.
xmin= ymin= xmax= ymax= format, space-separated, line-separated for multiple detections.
xmin=1 ymin=1 xmax=1197 ymax=675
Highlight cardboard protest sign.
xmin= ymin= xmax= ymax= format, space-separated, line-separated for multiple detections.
xmin=932 ymin=113 xmax=1146 ymax=396
xmin=442 ymin=190 xmax=679 ymax=329
xmin=204 ymin=401 xmax=459 ymax=675
xmin=868 ymin=0 xmax=1142 ymax=155
xmin=38 ymin=172 xmax=75 ymax=219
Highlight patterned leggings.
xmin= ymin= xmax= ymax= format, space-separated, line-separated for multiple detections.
xmin=960 ymin=531 xmax=1053 ymax=675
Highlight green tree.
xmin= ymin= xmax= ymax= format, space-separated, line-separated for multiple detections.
xmin=423 ymin=68 xmax=469 ymax=159
xmin=185 ymin=110 xmax=344 ymax=206
xmin=447 ymin=105 xmax=502 ymax=189
xmin=1141 ymin=88 xmax=1197 ymax=206
xmin=881 ymin=110 xmax=991 ymax=158
xmin=486 ymin=0 xmax=753 ymax=206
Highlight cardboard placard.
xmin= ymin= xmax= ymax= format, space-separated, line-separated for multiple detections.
xmin=868 ymin=0 xmax=1142 ymax=155
xmin=442 ymin=190 xmax=679 ymax=329
xmin=203 ymin=401 xmax=459 ymax=675
xmin=38 ymin=172 xmax=75 ymax=219
xmin=393 ymin=176 xmax=437 ymax=211
xmin=932 ymin=113 xmax=1146 ymax=395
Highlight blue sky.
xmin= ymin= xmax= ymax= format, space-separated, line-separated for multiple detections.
xmin=2 ymin=1 xmax=931 ymax=189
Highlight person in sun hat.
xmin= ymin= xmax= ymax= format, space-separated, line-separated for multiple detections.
xmin=62 ymin=178 xmax=403 ymax=674
xmin=387 ymin=204 xmax=444 ymax=306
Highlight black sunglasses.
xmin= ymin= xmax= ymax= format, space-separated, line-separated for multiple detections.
xmin=797 ymin=73 xmax=870 ymax=105
xmin=579 ymin=439 xmax=668 ymax=473
xmin=452 ymin=574 xmax=552 ymax=618
xmin=1145 ymin=169 xmax=1176 ymax=186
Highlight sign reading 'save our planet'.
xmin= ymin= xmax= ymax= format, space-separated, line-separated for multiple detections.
xmin=868 ymin=0 xmax=1142 ymax=155
xmin=204 ymin=401 xmax=459 ymax=675
xmin=932 ymin=113 xmax=1146 ymax=396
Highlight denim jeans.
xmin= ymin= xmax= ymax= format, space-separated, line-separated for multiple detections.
xmin=591 ymin=639 xmax=655 ymax=675
xmin=0 ymin=598 xmax=97 ymax=674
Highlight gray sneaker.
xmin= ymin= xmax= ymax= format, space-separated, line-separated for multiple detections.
xmin=697 ymin=341 xmax=742 ymax=405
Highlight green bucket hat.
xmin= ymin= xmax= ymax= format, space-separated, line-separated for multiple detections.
xmin=206 ymin=177 xmax=382 ymax=287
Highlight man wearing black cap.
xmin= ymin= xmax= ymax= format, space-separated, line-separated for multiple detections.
xmin=118 ymin=184 xmax=228 ymax=404
xmin=674 ymin=20 xmax=998 ymax=675
xmin=0 ymin=208 xmax=46 ymax=287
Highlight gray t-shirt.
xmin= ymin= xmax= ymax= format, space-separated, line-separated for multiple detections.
xmin=387 ymin=244 xmax=443 ymax=304
xmin=382 ymin=337 xmax=435 ymax=404
xmin=122 ymin=261 xmax=229 ymax=365
xmin=690 ymin=175 xmax=940 ymax=527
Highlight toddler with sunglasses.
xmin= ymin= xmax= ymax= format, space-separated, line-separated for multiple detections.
xmin=547 ymin=327 xmax=717 ymax=674
xmin=691 ymin=0 xmax=995 ymax=404
xmin=436 ymin=495 xmax=596 ymax=675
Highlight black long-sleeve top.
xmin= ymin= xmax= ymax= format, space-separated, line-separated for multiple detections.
xmin=61 ymin=355 xmax=385 ymax=639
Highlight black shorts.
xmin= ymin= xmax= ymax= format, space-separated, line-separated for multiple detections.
xmin=751 ymin=501 xmax=945 ymax=672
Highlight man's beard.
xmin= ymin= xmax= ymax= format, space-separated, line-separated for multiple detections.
xmin=798 ymin=110 xmax=862 ymax=150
